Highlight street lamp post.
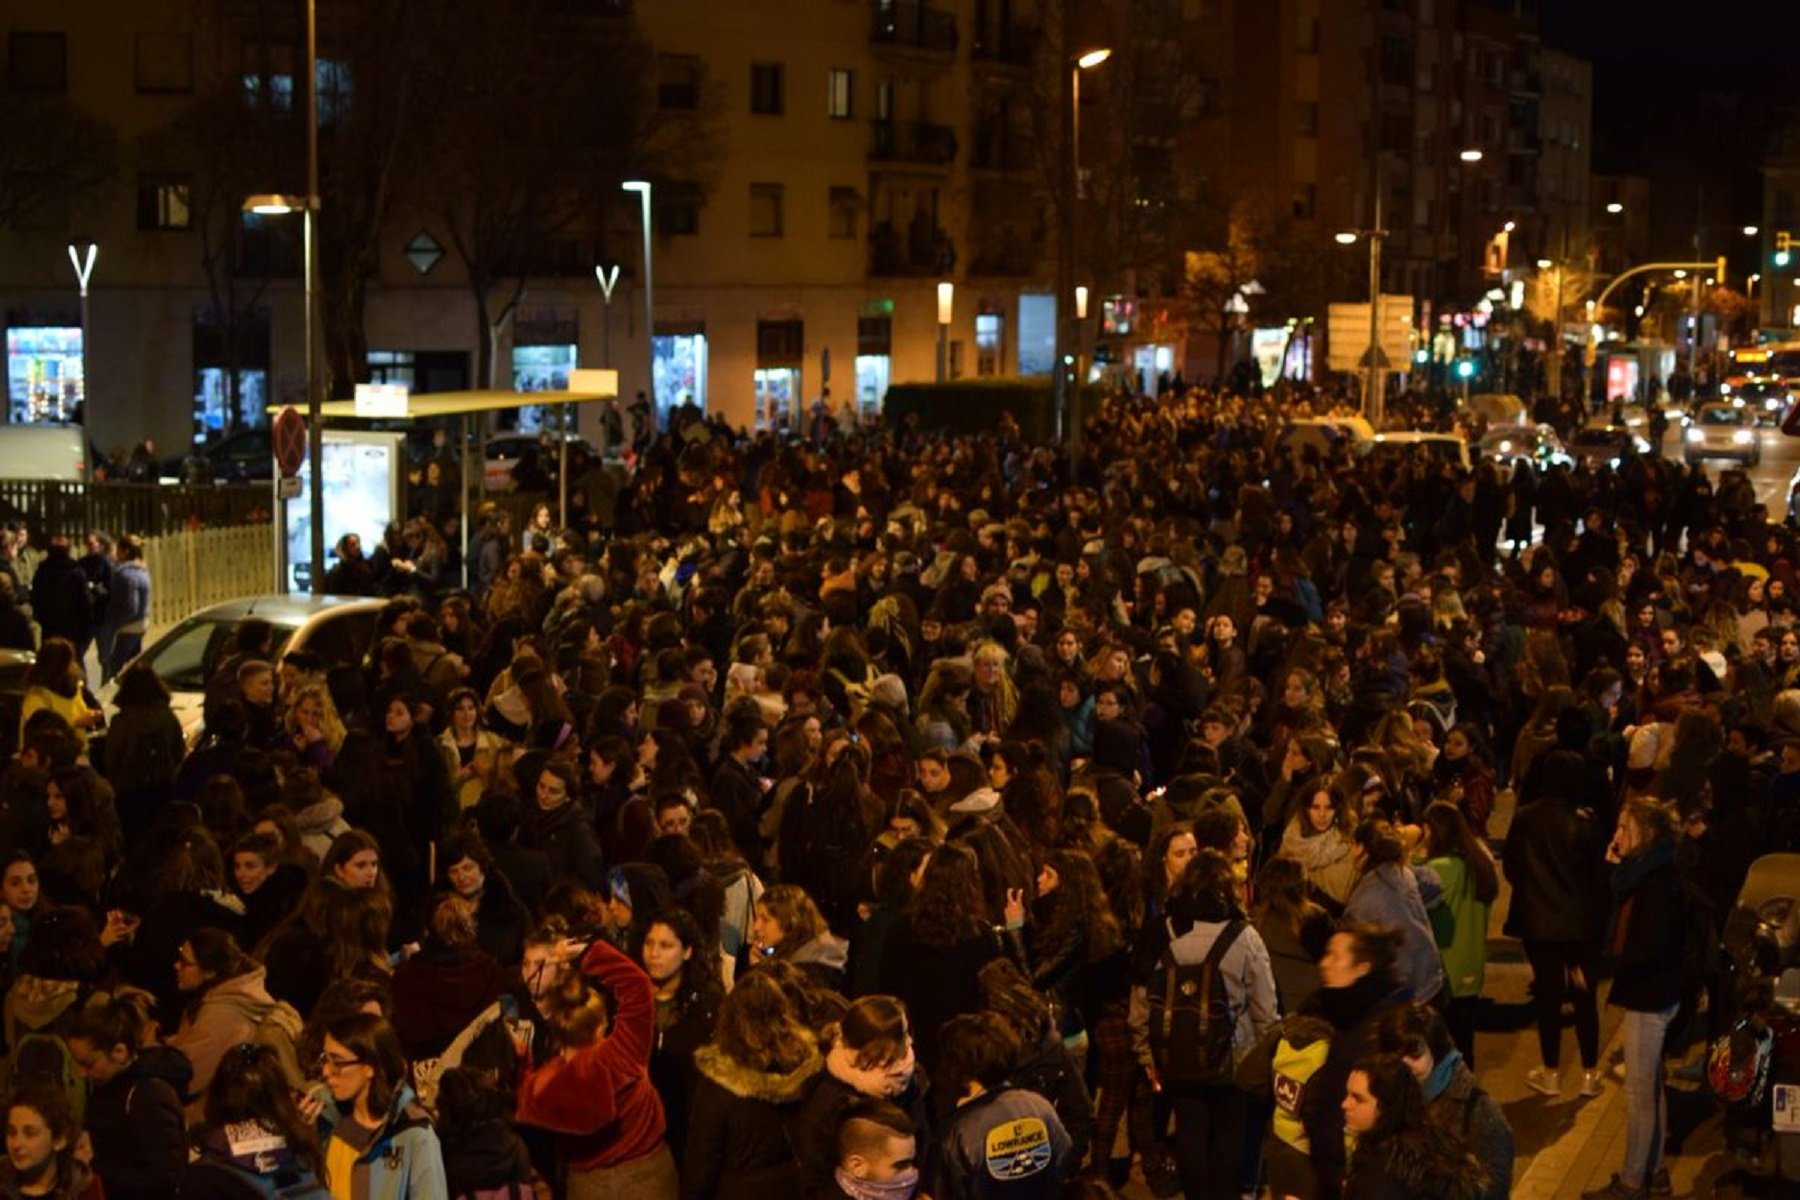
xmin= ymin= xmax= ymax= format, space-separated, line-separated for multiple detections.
xmin=241 ymin=0 xmax=320 ymax=594
xmin=936 ymin=281 xmax=954 ymax=383
xmin=65 ymin=240 xmax=96 ymax=433
xmin=1062 ymin=45 xmax=1109 ymax=470
xmin=621 ymin=182 xmax=654 ymax=438
xmin=1336 ymin=207 xmax=1388 ymax=424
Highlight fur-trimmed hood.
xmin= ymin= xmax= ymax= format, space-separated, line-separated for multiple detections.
xmin=693 ymin=1035 xmax=823 ymax=1103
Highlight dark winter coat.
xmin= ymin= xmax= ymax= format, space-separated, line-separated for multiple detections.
xmin=84 ymin=1045 xmax=191 ymax=1200
xmin=521 ymin=798 xmax=606 ymax=891
xmin=682 ymin=1039 xmax=824 ymax=1200
xmin=1296 ymin=973 xmax=1412 ymax=1195
xmin=390 ymin=946 xmax=505 ymax=1060
xmin=649 ymin=978 xmax=722 ymax=1158
xmin=1341 ymin=1129 xmax=1486 ymax=1200
xmin=1603 ymin=841 xmax=1688 ymax=1012
xmin=441 ymin=1116 xmax=534 ymax=1200
xmin=1501 ymin=792 xmax=1610 ymax=945
xmin=878 ymin=917 xmax=1020 ymax=1074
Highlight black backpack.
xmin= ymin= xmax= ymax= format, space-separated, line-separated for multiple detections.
xmin=1147 ymin=917 xmax=1246 ymax=1087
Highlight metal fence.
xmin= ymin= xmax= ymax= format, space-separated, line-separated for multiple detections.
xmin=0 ymin=481 xmax=270 ymax=540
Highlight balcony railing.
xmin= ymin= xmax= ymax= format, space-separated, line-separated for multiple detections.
xmin=871 ymin=1 xmax=959 ymax=55
xmin=869 ymin=220 xmax=955 ymax=276
xmin=871 ymin=120 xmax=958 ymax=166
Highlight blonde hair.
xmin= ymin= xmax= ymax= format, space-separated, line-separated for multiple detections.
xmin=285 ymin=681 xmax=347 ymax=754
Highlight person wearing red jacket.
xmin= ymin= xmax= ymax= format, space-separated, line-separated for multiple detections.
xmin=514 ymin=929 xmax=677 ymax=1200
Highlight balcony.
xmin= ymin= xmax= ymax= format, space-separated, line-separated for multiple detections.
xmin=869 ymin=220 xmax=956 ymax=277
xmin=871 ymin=1 xmax=958 ymax=56
xmin=972 ymin=22 xmax=1039 ymax=68
xmin=871 ymin=119 xmax=958 ymax=167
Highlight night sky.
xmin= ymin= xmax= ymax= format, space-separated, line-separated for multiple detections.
xmin=1540 ymin=0 xmax=1798 ymax=250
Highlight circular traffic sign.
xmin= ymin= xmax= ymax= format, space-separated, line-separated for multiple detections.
xmin=273 ymin=406 xmax=306 ymax=478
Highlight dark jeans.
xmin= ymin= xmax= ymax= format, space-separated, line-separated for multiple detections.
xmin=1169 ymin=1083 xmax=1247 ymax=1200
xmin=1523 ymin=938 xmax=1602 ymax=1070
xmin=106 ymin=631 xmax=143 ymax=683
xmin=1445 ymin=994 xmax=1480 ymax=1068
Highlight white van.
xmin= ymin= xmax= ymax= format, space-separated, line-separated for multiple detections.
xmin=0 ymin=426 xmax=86 ymax=482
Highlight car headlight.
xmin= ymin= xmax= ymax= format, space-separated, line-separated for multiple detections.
xmin=1734 ymin=429 xmax=1755 ymax=445
xmin=1686 ymin=427 xmax=1706 ymax=443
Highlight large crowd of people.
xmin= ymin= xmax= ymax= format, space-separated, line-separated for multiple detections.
xmin=0 ymin=383 xmax=1793 ymax=1200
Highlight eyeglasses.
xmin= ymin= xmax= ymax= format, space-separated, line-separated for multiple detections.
xmin=174 ymin=955 xmax=198 ymax=969
xmin=317 ymin=1052 xmax=364 ymax=1073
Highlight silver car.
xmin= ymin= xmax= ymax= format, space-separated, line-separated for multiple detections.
xmin=1682 ymin=401 xmax=1761 ymax=466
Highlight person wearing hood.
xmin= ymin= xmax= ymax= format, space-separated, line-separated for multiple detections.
xmin=389 ymin=893 xmax=504 ymax=1061
xmin=605 ymin=862 xmax=673 ymax=961
xmin=1581 ymin=798 xmax=1688 ymax=1200
xmin=793 ymin=995 xmax=932 ymax=1199
xmin=1291 ymin=924 xmax=1413 ymax=1199
xmin=1128 ymin=849 xmax=1276 ymax=1200
xmin=522 ymin=759 xmax=606 ymax=892
xmin=168 ymin=929 xmax=282 ymax=1104
xmin=316 ymin=1013 xmax=447 ymax=1200
xmin=1341 ymin=819 xmax=1445 ymax=1007
xmin=180 ymin=1041 xmax=328 ymax=1199
xmin=1376 ymin=1005 xmax=1513 ymax=1200
xmin=751 ymin=884 xmax=850 ymax=991
xmin=66 ymin=990 xmax=192 ymax=1200
xmin=684 ymin=971 xmax=824 ymax=1200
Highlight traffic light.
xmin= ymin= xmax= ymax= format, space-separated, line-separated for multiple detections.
xmin=1778 ymin=231 xmax=1792 ymax=268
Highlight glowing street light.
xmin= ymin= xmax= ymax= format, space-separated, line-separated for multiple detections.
xmin=1606 ymin=202 xmax=1624 ymax=215
xmin=1745 ymin=225 xmax=1760 ymax=237
xmin=1334 ymin=231 xmax=1358 ymax=245
xmin=1458 ymin=148 xmax=1484 ymax=163
xmin=1076 ymin=47 xmax=1112 ymax=69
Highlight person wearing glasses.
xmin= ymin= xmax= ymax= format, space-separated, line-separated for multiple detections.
xmin=316 ymin=1013 xmax=446 ymax=1200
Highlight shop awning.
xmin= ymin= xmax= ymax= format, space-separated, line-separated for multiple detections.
xmin=281 ymin=375 xmax=619 ymax=422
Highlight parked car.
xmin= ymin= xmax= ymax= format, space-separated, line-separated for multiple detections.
xmin=1683 ymin=400 xmax=1761 ymax=466
xmin=97 ymin=594 xmax=384 ymax=735
xmin=162 ymin=428 xmax=273 ymax=485
xmin=1276 ymin=416 xmax=1376 ymax=461
xmin=0 ymin=426 xmax=87 ymax=483
xmin=1368 ymin=431 xmax=1472 ymax=471
xmin=0 ymin=649 xmax=34 ymax=761
xmin=1475 ymin=423 xmax=1573 ymax=470
xmin=1566 ymin=423 xmax=1651 ymax=469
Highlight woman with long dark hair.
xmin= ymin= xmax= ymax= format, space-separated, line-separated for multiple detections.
xmin=99 ymin=662 xmax=183 ymax=842
xmin=180 ymin=1042 xmax=327 ymax=1197
xmin=642 ymin=907 xmax=724 ymax=1158
xmin=1339 ymin=1054 xmax=1488 ymax=1200
xmin=1375 ymin=1006 xmax=1513 ymax=1200
xmin=1028 ymin=847 xmax=1123 ymax=1046
xmin=877 ymin=843 xmax=1023 ymax=1072
xmin=168 ymin=929 xmax=281 ymax=1101
xmin=1418 ymin=802 xmax=1500 ymax=1064
xmin=778 ymin=741 xmax=882 ymax=934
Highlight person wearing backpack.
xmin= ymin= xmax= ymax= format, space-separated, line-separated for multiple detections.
xmin=182 ymin=1043 xmax=328 ymax=1199
xmin=66 ymin=990 xmax=191 ymax=1200
xmin=1128 ymin=848 xmax=1277 ymax=1200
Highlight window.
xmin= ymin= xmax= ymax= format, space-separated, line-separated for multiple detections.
xmin=658 ymin=54 xmax=700 ymax=110
xmin=750 ymin=62 xmax=784 ymax=115
xmin=242 ymin=42 xmax=296 ymax=112
xmin=1297 ymin=101 xmax=1319 ymax=136
xmin=659 ymin=186 xmax=702 ymax=236
xmin=827 ymin=68 xmax=853 ymax=119
xmin=137 ymin=174 xmax=191 ymax=230
xmin=9 ymin=31 xmax=67 ymax=92
xmin=316 ymin=59 xmax=352 ymax=125
xmin=135 ymin=32 xmax=192 ymax=93
xmin=875 ymin=79 xmax=893 ymax=122
xmin=749 ymin=183 xmax=784 ymax=237
xmin=829 ymin=186 xmax=859 ymax=239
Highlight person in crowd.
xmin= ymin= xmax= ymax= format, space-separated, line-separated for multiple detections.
xmin=168 ymin=929 xmax=284 ymax=1103
xmin=389 ymin=892 xmax=504 ymax=1061
xmin=827 ymin=1099 xmax=920 ymax=1200
xmin=1342 ymin=819 xmax=1445 ymax=1007
xmin=0 ymin=1087 xmax=105 ymax=1200
xmin=684 ymin=971 xmax=823 ymax=1200
xmin=793 ymin=994 xmax=929 ymax=1195
xmin=103 ymin=534 xmax=151 ymax=683
xmin=1338 ymin=1055 xmax=1488 ymax=1200
xmin=20 ymin=638 xmax=101 ymax=752
xmin=927 ymin=1012 xmax=1072 ymax=1200
xmin=436 ymin=1067 xmax=537 ymax=1199
xmin=180 ymin=1042 xmax=328 ymax=1197
xmin=438 ymin=829 xmax=532 ymax=968
xmin=1416 ymin=801 xmax=1499 ymax=1064
xmin=1278 ymin=778 xmax=1358 ymax=912
xmin=1375 ymin=1005 xmax=1513 ymax=1200
xmin=316 ymin=1012 xmax=448 ymax=1199
xmin=642 ymin=907 xmax=724 ymax=1158
xmin=1252 ymin=855 xmax=1335 ymax=1014
xmin=99 ymin=662 xmax=184 ymax=842
xmin=66 ymin=988 xmax=189 ymax=1200
xmin=1582 ymin=798 xmax=1688 ymax=1200
xmin=751 ymin=884 xmax=850 ymax=990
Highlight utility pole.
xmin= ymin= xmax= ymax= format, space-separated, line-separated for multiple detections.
xmin=1365 ymin=176 xmax=1385 ymax=427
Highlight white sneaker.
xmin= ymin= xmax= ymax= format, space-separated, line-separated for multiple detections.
xmin=1526 ymin=1066 xmax=1563 ymax=1097
xmin=1581 ymin=1069 xmax=1604 ymax=1097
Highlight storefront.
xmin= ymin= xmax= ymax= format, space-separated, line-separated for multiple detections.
xmin=855 ymin=312 xmax=891 ymax=419
xmin=6 ymin=325 xmax=83 ymax=424
xmin=1017 ymin=293 xmax=1056 ymax=376
xmin=975 ymin=305 xmax=1007 ymax=376
xmin=755 ymin=317 xmax=804 ymax=431
xmin=192 ymin=311 xmax=271 ymax=439
xmin=511 ymin=309 xmax=579 ymax=432
xmin=654 ymin=321 xmax=708 ymax=413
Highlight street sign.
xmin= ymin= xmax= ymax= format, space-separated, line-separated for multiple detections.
xmin=353 ymin=382 xmax=409 ymax=418
xmin=277 ymin=475 xmax=302 ymax=500
xmin=1326 ymin=297 xmax=1413 ymax=373
xmin=272 ymin=405 xmax=306 ymax=478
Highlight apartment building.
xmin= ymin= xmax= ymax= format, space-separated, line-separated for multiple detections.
xmin=0 ymin=0 xmax=1069 ymax=452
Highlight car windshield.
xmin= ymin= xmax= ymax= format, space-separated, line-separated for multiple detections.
xmin=1697 ymin=405 xmax=1742 ymax=425
xmin=139 ymin=617 xmax=296 ymax=691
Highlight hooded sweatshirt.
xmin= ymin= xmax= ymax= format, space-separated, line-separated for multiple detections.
xmin=85 ymin=1045 xmax=192 ymax=1200
xmin=684 ymin=1035 xmax=824 ymax=1200
xmin=169 ymin=966 xmax=279 ymax=1100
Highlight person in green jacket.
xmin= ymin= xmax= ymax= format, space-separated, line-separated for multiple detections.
xmin=1418 ymin=803 xmax=1499 ymax=1065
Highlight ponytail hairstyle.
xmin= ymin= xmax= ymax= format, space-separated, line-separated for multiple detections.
xmin=66 ymin=987 xmax=158 ymax=1055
